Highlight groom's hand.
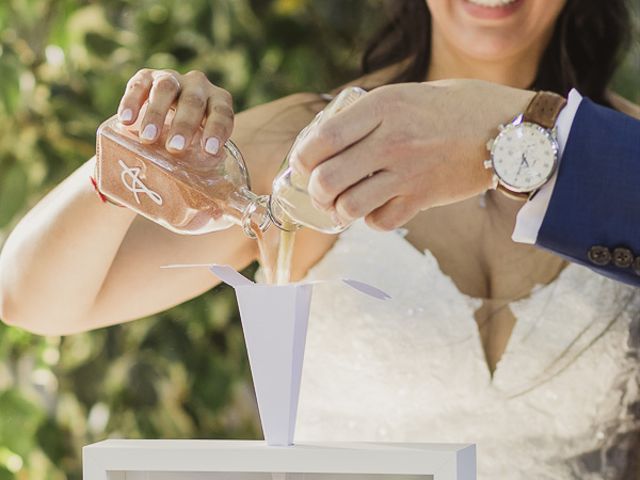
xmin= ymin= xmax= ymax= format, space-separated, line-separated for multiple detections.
xmin=289 ymin=79 xmax=534 ymax=231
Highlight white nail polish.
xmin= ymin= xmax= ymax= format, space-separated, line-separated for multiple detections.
xmin=168 ymin=134 xmax=185 ymax=151
xmin=140 ymin=124 xmax=157 ymax=141
xmin=205 ymin=137 xmax=220 ymax=155
xmin=119 ymin=108 xmax=133 ymax=122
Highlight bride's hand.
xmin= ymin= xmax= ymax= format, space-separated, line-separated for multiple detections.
xmin=117 ymin=68 xmax=233 ymax=155
xmin=290 ymin=79 xmax=534 ymax=230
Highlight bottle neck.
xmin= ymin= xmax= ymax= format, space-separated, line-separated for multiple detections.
xmin=226 ymin=188 xmax=273 ymax=239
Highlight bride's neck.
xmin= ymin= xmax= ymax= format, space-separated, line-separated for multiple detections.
xmin=426 ymin=26 xmax=540 ymax=89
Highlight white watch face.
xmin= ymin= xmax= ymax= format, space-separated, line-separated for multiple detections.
xmin=490 ymin=122 xmax=558 ymax=192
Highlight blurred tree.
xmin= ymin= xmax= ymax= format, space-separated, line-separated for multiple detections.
xmin=0 ymin=1 xmax=637 ymax=479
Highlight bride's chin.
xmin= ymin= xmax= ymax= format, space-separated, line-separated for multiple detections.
xmin=449 ymin=33 xmax=527 ymax=64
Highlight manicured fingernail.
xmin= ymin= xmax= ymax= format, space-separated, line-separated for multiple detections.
xmin=119 ymin=108 xmax=133 ymax=123
xmin=204 ymin=137 xmax=220 ymax=155
xmin=168 ymin=134 xmax=185 ymax=151
xmin=140 ymin=124 xmax=157 ymax=141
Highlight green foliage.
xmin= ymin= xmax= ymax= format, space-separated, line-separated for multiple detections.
xmin=0 ymin=0 xmax=638 ymax=479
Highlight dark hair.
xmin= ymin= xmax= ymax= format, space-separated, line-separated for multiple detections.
xmin=362 ymin=0 xmax=633 ymax=106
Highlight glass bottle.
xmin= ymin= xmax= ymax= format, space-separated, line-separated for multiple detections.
xmin=95 ymin=86 xmax=366 ymax=238
xmin=268 ymin=86 xmax=366 ymax=234
xmin=95 ymin=108 xmax=270 ymax=238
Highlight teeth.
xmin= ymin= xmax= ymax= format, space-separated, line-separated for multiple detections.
xmin=466 ymin=0 xmax=517 ymax=7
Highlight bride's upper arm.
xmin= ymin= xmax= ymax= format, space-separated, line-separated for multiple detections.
xmin=231 ymin=93 xmax=328 ymax=196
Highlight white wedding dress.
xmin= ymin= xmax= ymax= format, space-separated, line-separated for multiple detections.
xmin=256 ymin=218 xmax=640 ymax=479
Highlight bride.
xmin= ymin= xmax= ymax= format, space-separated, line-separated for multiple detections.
xmin=1 ymin=0 xmax=639 ymax=478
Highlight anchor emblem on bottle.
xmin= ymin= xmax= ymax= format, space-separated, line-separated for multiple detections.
xmin=118 ymin=159 xmax=163 ymax=206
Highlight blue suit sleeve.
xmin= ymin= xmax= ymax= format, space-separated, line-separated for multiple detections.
xmin=536 ymin=97 xmax=640 ymax=287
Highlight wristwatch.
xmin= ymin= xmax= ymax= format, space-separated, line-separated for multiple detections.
xmin=484 ymin=91 xmax=567 ymax=200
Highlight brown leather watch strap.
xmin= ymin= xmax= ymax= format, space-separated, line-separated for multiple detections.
xmin=523 ymin=91 xmax=567 ymax=129
xmin=490 ymin=91 xmax=567 ymax=201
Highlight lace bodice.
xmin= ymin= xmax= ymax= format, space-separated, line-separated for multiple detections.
xmin=256 ymin=218 xmax=640 ymax=479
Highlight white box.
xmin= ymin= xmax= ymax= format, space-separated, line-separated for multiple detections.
xmin=83 ymin=440 xmax=475 ymax=480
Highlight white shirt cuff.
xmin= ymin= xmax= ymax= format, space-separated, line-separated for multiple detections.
xmin=511 ymin=88 xmax=583 ymax=244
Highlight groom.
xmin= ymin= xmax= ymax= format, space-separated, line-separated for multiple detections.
xmin=290 ymin=80 xmax=640 ymax=287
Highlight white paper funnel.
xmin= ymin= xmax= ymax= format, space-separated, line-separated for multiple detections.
xmin=162 ymin=263 xmax=390 ymax=446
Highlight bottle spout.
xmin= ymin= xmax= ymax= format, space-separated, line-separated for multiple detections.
xmin=225 ymin=189 xmax=272 ymax=238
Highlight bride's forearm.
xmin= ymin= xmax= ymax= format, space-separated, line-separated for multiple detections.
xmin=0 ymin=156 xmax=137 ymax=334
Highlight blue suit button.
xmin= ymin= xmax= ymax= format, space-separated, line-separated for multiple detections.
xmin=588 ymin=246 xmax=611 ymax=266
xmin=612 ymin=247 xmax=634 ymax=268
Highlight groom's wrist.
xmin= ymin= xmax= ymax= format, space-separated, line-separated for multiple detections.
xmin=477 ymin=86 xmax=536 ymax=193
xmin=511 ymin=89 xmax=584 ymax=244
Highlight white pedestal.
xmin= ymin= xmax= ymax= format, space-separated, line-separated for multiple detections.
xmin=83 ymin=440 xmax=475 ymax=480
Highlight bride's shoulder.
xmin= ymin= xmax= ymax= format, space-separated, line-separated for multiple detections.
xmin=235 ymin=92 xmax=327 ymax=134
xmin=231 ymin=91 xmax=327 ymax=194
xmin=605 ymin=90 xmax=640 ymax=120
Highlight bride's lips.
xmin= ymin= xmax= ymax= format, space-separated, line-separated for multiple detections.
xmin=460 ymin=0 xmax=525 ymax=20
